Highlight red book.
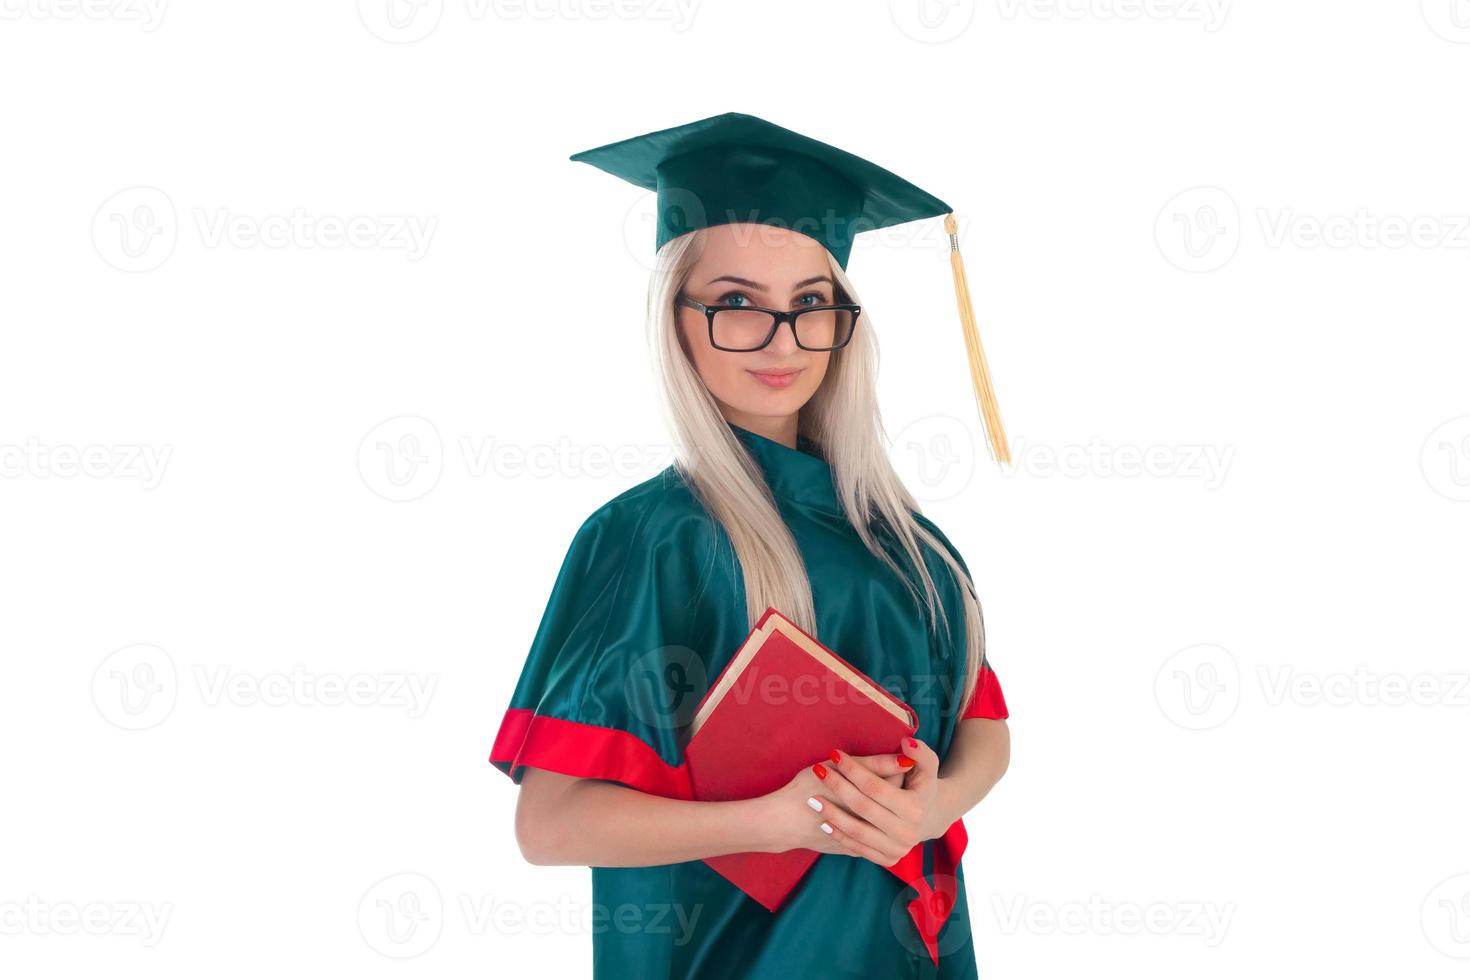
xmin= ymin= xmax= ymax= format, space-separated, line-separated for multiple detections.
xmin=684 ymin=606 xmax=918 ymax=912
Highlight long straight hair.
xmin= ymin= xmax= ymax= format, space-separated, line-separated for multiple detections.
xmin=646 ymin=228 xmax=988 ymax=714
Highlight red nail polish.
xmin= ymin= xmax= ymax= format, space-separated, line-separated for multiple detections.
xmin=828 ymin=749 xmax=842 ymax=765
xmin=905 ymin=737 xmax=918 ymax=748
xmin=812 ymin=763 xmax=828 ymax=779
xmin=897 ymin=755 xmax=915 ymax=769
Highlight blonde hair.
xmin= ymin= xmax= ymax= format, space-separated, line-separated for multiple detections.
xmin=646 ymin=228 xmax=988 ymax=716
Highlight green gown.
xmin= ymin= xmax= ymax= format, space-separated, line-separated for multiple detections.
xmin=490 ymin=420 xmax=1010 ymax=979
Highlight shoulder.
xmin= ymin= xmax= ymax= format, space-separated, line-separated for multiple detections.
xmin=567 ymin=465 xmax=721 ymax=562
xmin=908 ymin=509 xmax=973 ymax=579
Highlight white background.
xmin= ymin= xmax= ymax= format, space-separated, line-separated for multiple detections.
xmin=2 ymin=2 xmax=1468 ymax=977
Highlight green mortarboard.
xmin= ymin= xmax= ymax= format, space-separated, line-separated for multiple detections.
xmin=570 ymin=111 xmax=1011 ymax=466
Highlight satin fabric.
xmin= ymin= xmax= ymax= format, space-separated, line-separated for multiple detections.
xmin=490 ymin=421 xmax=1008 ymax=979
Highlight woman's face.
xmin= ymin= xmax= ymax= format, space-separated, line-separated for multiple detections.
xmin=676 ymin=222 xmax=837 ymax=431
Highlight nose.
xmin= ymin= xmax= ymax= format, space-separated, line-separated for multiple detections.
xmin=765 ymin=316 xmax=801 ymax=356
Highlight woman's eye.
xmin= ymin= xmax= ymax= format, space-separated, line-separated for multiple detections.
xmin=794 ymin=292 xmax=827 ymax=307
xmin=717 ymin=292 xmax=750 ymax=307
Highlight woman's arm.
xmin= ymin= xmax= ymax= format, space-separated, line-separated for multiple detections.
xmin=514 ymin=753 xmax=912 ymax=867
xmin=515 ymin=768 xmax=774 ymax=866
xmin=932 ymin=717 xmax=1010 ymax=836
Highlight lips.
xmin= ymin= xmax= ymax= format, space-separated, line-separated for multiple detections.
xmin=748 ymin=368 xmax=802 ymax=389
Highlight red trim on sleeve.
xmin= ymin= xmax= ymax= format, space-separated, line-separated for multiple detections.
xmin=961 ymin=664 xmax=1009 ymax=720
xmin=489 ymin=707 xmax=695 ymax=800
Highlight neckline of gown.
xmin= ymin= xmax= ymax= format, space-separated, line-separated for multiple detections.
xmin=726 ymin=420 xmax=843 ymax=516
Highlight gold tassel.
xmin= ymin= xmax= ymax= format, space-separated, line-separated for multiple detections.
xmin=944 ymin=213 xmax=1010 ymax=466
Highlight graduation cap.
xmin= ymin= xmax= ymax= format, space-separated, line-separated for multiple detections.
xmin=570 ymin=111 xmax=1010 ymax=466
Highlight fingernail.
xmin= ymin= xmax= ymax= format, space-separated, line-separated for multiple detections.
xmin=806 ymin=796 xmax=823 ymax=812
xmin=828 ymin=749 xmax=842 ymax=765
xmin=812 ymin=763 xmax=828 ymax=779
xmin=905 ymin=737 xmax=918 ymax=748
xmin=819 ymin=822 xmax=833 ymax=834
xmin=897 ymin=754 xmax=915 ymax=769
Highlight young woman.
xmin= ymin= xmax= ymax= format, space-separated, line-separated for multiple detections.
xmin=490 ymin=112 xmax=1013 ymax=979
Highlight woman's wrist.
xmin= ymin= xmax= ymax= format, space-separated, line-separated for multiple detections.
xmin=744 ymin=793 xmax=787 ymax=853
xmin=924 ymin=775 xmax=964 ymax=841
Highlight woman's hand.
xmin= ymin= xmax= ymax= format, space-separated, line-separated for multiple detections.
xmin=756 ymin=739 xmax=954 ymax=867
xmin=811 ymin=738 xmax=954 ymax=867
xmin=756 ymin=751 xmax=909 ymax=856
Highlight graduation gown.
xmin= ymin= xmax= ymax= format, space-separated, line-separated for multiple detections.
xmin=489 ymin=420 xmax=1010 ymax=979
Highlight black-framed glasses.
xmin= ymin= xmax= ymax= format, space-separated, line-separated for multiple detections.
xmin=677 ymin=295 xmax=861 ymax=352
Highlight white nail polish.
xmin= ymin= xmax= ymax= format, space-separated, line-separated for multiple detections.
xmin=806 ymin=797 xmax=823 ymax=812
xmin=819 ymin=822 xmax=833 ymax=834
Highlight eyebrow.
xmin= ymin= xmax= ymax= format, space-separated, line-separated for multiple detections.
xmin=706 ymin=274 xmax=834 ymax=292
